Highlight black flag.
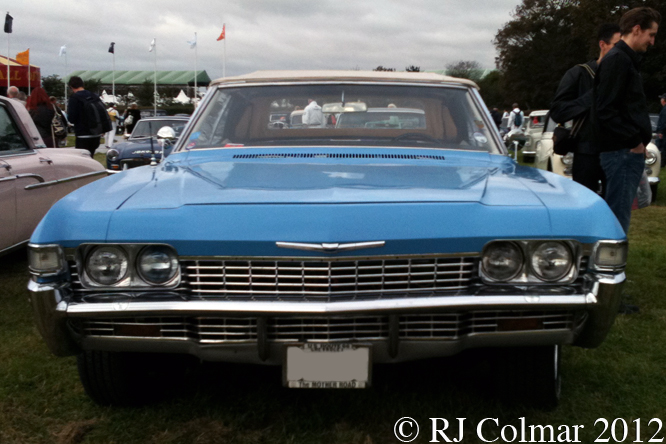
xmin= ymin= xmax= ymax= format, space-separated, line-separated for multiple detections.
xmin=108 ymin=42 xmax=115 ymax=54
xmin=4 ymin=13 xmax=12 ymax=33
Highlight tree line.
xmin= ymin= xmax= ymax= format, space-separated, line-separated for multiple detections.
xmin=373 ymin=0 xmax=665 ymax=113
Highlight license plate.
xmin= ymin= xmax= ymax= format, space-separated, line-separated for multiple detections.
xmin=285 ymin=343 xmax=370 ymax=388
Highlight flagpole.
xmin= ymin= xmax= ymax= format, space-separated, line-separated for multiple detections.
xmin=64 ymin=51 xmax=68 ymax=100
xmin=6 ymin=19 xmax=9 ymax=91
xmin=153 ymin=38 xmax=157 ymax=116
xmin=223 ymin=27 xmax=226 ymax=78
xmin=27 ymin=55 xmax=30 ymax=95
xmin=194 ymin=32 xmax=197 ymax=103
xmin=112 ymin=51 xmax=115 ymax=101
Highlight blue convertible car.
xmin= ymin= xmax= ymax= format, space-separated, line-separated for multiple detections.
xmin=28 ymin=71 xmax=626 ymax=407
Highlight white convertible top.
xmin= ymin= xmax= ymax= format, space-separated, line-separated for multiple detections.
xmin=210 ymin=70 xmax=479 ymax=89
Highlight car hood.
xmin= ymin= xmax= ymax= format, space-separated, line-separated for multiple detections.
xmin=32 ymin=148 xmax=624 ymax=252
xmin=118 ymin=148 xmax=546 ymax=209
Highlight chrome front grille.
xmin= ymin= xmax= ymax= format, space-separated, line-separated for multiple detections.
xmin=77 ymin=311 xmax=574 ymax=343
xmin=268 ymin=316 xmax=388 ymax=342
xmin=181 ymin=256 xmax=476 ymax=299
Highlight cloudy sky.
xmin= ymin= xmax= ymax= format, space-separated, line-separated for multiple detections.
xmin=4 ymin=0 xmax=520 ymax=81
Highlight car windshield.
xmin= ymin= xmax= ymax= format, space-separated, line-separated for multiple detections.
xmin=131 ymin=120 xmax=187 ymax=138
xmin=183 ymin=84 xmax=500 ymax=152
xmin=529 ymin=115 xmax=546 ymax=129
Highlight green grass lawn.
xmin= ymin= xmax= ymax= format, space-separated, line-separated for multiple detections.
xmin=2 ymin=161 xmax=666 ymax=444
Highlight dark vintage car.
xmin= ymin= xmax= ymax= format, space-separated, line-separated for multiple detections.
xmin=0 ymin=96 xmax=105 ymax=256
xmin=29 ymin=71 xmax=627 ymax=408
xmin=106 ymin=116 xmax=189 ymax=171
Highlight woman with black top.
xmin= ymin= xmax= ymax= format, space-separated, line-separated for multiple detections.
xmin=26 ymin=87 xmax=55 ymax=147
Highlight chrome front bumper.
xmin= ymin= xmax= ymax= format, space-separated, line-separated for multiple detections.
xmin=28 ymin=272 xmax=624 ymax=361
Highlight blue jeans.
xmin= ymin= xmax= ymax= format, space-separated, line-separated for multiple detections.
xmin=600 ymin=149 xmax=645 ymax=234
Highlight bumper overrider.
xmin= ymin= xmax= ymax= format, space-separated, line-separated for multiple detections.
xmin=28 ymin=249 xmax=625 ymax=363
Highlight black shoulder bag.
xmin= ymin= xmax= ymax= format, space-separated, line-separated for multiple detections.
xmin=552 ymin=64 xmax=595 ymax=155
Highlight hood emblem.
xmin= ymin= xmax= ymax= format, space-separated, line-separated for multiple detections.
xmin=276 ymin=241 xmax=385 ymax=253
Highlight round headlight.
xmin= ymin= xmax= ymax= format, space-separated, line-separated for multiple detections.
xmin=137 ymin=245 xmax=179 ymax=285
xmin=531 ymin=242 xmax=573 ymax=282
xmin=107 ymin=149 xmax=119 ymax=162
xmin=86 ymin=246 xmax=129 ymax=285
xmin=482 ymin=241 xmax=523 ymax=281
xmin=561 ymin=152 xmax=574 ymax=166
xmin=645 ymin=150 xmax=657 ymax=166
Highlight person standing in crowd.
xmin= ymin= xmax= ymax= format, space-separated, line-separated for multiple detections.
xmin=7 ymin=86 xmax=26 ymax=107
xmin=7 ymin=85 xmax=19 ymax=99
xmin=50 ymin=96 xmax=69 ymax=147
xmin=657 ymin=93 xmax=666 ymax=167
xmin=490 ymin=107 xmax=502 ymax=130
xmin=26 ymin=87 xmax=56 ymax=148
xmin=123 ymin=103 xmax=141 ymax=135
xmin=503 ymin=103 xmax=524 ymax=141
xmin=595 ymin=6 xmax=660 ymax=234
xmin=67 ymin=76 xmax=103 ymax=156
xmin=302 ymin=98 xmax=324 ymax=127
xmin=507 ymin=103 xmax=524 ymax=132
xmin=105 ymin=104 xmax=119 ymax=148
xmin=550 ymin=23 xmax=621 ymax=196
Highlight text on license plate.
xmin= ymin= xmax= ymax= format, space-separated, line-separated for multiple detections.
xmin=285 ymin=343 xmax=370 ymax=388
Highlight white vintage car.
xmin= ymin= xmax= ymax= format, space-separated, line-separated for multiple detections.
xmin=521 ymin=110 xmax=548 ymax=163
xmin=534 ymin=116 xmax=661 ymax=201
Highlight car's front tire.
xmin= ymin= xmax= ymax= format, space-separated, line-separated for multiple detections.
xmin=77 ymin=351 xmax=188 ymax=406
xmin=496 ymin=345 xmax=561 ymax=410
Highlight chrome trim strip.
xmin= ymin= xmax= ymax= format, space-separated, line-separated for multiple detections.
xmin=176 ymin=252 xmax=479 ymax=262
xmin=15 ymin=173 xmax=45 ymax=183
xmin=24 ymin=170 xmax=107 ymax=190
xmin=276 ymin=241 xmax=386 ymax=252
xmin=0 ymin=149 xmax=37 ymax=159
xmin=0 ymin=175 xmax=16 ymax=183
xmin=66 ymin=294 xmax=597 ymax=316
xmin=0 ymin=239 xmax=28 ymax=256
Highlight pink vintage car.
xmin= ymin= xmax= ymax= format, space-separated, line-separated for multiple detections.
xmin=0 ymin=96 xmax=106 ymax=255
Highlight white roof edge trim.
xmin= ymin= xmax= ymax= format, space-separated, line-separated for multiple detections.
xmin=210 ymin=70 xmax=479 ymax=89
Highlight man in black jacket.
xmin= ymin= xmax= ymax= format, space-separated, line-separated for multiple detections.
xmin=67 ymin=76 xmax=102 ymax=156
xmin=551 ymin=24 xmax=620 ymax=196
xmin=595 ymin=7 xmax=660 ymax=234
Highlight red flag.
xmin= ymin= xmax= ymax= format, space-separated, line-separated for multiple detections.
xmin=217 ymin=24 xmax=225 ymax=41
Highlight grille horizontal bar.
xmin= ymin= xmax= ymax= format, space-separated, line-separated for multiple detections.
xmin=182 ymin=256 xmax=476 ymax=298
xmin=67 ymin=255 xmax=477 ymax=300
xmin=77 ymin=311 xmax=575 ymax=344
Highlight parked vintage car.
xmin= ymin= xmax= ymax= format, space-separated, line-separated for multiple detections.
xmin=534 ymin=116 xmax=660 ymax=200
xmin=521 ymin=110 xmax=548 ymax=163
xmin=0 ymin=96 xmax=105 ymax=256
xmin=29 ymin=71 xmax=627 ymax=408
xmin=106 ymin=116 xmax=189 ymax=171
